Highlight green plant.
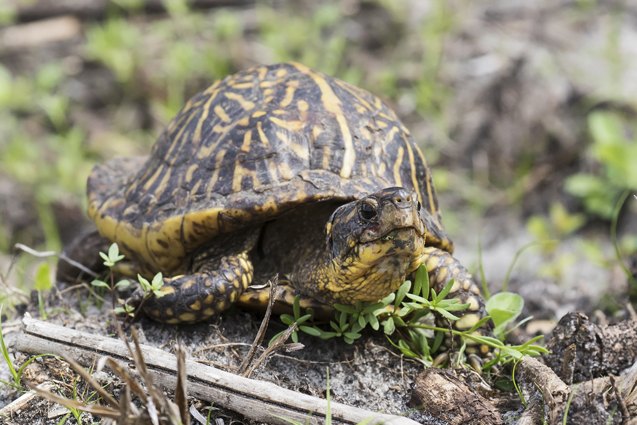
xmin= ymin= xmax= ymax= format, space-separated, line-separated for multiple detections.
xmin=34 ymin=262 xmax=54 ymax=320
xmin=0 ymin=309 xmax=48 ymax=391
xmin=90 ymin=243 xmax=165 ymax=316
xmin=275 ymin=265 xmax=544 ymax=370
xmin=565 ymin=110 xmax=637 ymax=219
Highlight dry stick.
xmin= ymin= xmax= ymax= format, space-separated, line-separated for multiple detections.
xmin=14 ymin=316 xmax=418 ymax=425
xmin=238 ymin=276 xmax=281 ymax=376
xmin=517 ymin=356 xmax=571 ymax=424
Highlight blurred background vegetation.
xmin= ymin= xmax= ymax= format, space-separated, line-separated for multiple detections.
xmin=1 ymin=0 xmax=636 ymax=317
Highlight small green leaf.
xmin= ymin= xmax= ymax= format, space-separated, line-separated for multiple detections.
xmin=383 ymin=317 xmax=395 ymax=335
xmin=34 ymin=263 xmax=52 ymax=291
xmin=368 ymin=314 xmax=379 ymax=330
xmin=280 ymin=314 xmax=294 ymax=325
xmin=380 ymin=292 xmax=395 ymax=305
xmin=107 ymin=243 xmax=124 ymax=263
xmin=333 ymin=304 xmax=356 ymax=314
xmin=295 ymin=314 xmax=312 ymax=325
xmin=99 ymin=252 xmax=110 ymax=264
xmin=293 ymin=296 xmax=301 ymax=318
xmin=405 ymin=293 xmax=428 ymax=304
xmin=300 ymin=325 xmax=322 ymax=336
xmin=394 ymin=280 xmax=411 ymax=306
xmin=435 ymin=279 xmax=455 ymax=302
xmin=91 ymin=279 xmax=110 ymax=289
xmin=357 ymin=315 xmax=367 ymax=329
xmin=150 ymin=273 xmax=164 ymax=291
xmin=137 ymin=274 xmax=150 ymax=291
xmin=486 ymin=292 xmax=524 ymax=338
xmin=114 ymin=279 xmax=131 ymax=290
xmin=433 ymin=307 xmax=460 ymax=321
xmin=415 ymin=264 xmax=429 ymax=298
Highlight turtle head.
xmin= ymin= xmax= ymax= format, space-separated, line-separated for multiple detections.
xmin=314 ymin=187 xmax=428 ymax=303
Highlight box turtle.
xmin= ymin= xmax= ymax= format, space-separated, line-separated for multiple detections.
xmin=62 ymin=62 xmax=486 ymax=329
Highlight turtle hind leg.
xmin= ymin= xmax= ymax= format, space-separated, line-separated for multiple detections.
xmin=133 ymin=252 xmax=254 ymax=324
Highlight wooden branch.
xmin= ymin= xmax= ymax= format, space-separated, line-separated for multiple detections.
xmin=13 ymin=316 xmax=418 ymax=425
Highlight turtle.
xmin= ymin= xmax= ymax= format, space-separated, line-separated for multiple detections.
xmin=60 ymin=62 xmax=486 ymax=331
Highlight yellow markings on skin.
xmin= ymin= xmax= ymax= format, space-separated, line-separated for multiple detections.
xmin=295 ymin=63 xmax=355 ymax=178
xmin=402 ymin=135 xmax=421 ymax=205
xmin=462 ymin=280 xmax=474 ymax=291
xmin=179 ymin=312 xmax=197 ymax=322
xmin=375 ymin=120 xmax=388 ymax=129
xmin=270 ymin=116 xmax=305 ymax=132
xmin=225 ymin=91 xmax=255 ymax=111
xmin=466 ymin=296 xmax=481 ymax=311
xmin=216 ymin=301 xmax=226 ymax=311
xmin=392 ymin=146 xmax=404 ymax=187
xmin=355 ymin=105 xmax=367 ymax=114
xmin=297 ymin=100 xmax=309 ymax=112
xmin=165 ymin=308 xmax=173 ymax=317
xmin=280 ymin=80 xmax=299 ymax=107
xmin=448 ymin=279 xmax=461 ymax=294
xmin=240 ymin=274 xmax=249 ymax=289
xmin=214 ymin=105 xmax=231 ymax=123
xmin=455 ymin=313 xmax=481 ymax=330
xmin=181 ymin=280 xmax=195 ymax=291
xmin=159 ymin=285 xmax=176 ymax=296
xmin=276 ymin=68 xmax=288 ymax=78
xmin=229 ymin=291 xmax=238 ymax=302
xmin=238 ymin=256 xmax=250 ymax=272
xmin=203 ymin=307 xmax=215 ymax=316
xmin=190 ymin=300 xmax=202 ymax=311
xmin=253 ymin=110 xmax=267 ymax=119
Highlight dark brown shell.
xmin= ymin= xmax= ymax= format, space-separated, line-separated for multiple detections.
xmin=88 ymin=62 xmax=449 ymax=271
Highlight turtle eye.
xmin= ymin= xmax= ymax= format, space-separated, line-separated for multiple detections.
xmin=359 ymin=202 xmax=377 ymax=221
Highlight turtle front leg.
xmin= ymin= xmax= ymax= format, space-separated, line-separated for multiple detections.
xmin=132 ymin=252 xmax=254 ymax=324
xmin=414 ymin=247 xmax=487 ymax=331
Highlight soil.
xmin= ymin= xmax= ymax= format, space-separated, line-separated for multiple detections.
xmin=1 ymin=0 xmax=637 ymax=424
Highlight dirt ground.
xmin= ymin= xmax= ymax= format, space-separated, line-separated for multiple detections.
xmin=1 ymin=0 xmax=637 ymax=424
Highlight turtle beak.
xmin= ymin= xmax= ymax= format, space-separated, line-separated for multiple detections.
xmin=358 ymin=187 xmax=425 ymax=242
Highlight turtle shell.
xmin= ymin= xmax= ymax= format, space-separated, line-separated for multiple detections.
xmin=87 ymin=62 xmax=451 ymax=273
